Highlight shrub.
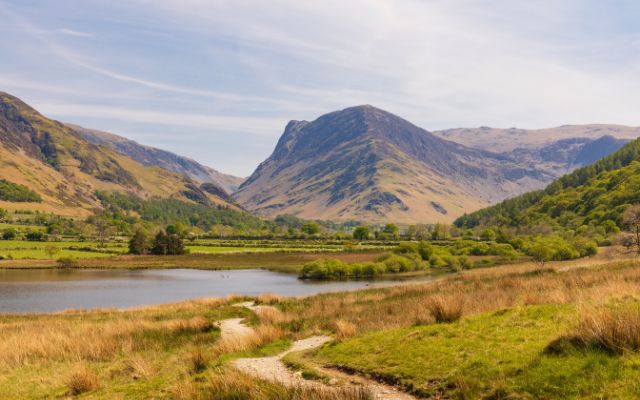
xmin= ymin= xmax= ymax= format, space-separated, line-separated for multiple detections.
xmin=2 ymin=228 xmax=17 ymax=240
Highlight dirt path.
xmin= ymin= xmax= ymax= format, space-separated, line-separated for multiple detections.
xmin=224 ymin=302 xmax=416 ymax=400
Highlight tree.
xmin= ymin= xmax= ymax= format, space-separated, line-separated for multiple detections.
xmin=301 ymin=221 xmax=321 ymax=236
xmin=480 ymin=228 xmax=496 ymax=241
xmin=44 ymin=245 xmax=61 ymax=259
xmin=93 ymin=216 xmax=114 ymax=247
xmin=382 ymin=224 xmax=399 ymax=240
xmin=128 ymin=229 xmax=151 ymax=255
xmin=151 ymin=229 xmax=186 ymax=255
xmin=527 ymin=242 xmax=554 ymax=268
xmin=621 ymin=205 xmax=640 ymax=254
xmin=352 ymin=226 xmax=370 ymax=240
xmin=431 ymin=223 xmax=449 ymax=240
xmin=25 ymin=230 xmax=45 ymax=241
xmin=2 ymin=228 xmax=17 ymax=240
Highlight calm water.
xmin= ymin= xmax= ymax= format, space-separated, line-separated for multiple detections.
xmin=0 ymin=268 xmax=431 ymax=313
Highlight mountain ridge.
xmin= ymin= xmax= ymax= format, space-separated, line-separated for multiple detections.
xmin=0 ymin=91 xmax=237 ymax=217
xmin=234 ymin=105 xmax=561 ymax=223
xmin=70 ymin=124 xmax=244 ymax=194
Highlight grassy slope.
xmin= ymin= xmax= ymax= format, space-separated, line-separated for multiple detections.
xmin=317 ymin=304 xmax=637 ymax=398
xmin=456 ymin=137 xmax=640 ymax=229
xmin=0 ymin=92 xmax=234 ymax=217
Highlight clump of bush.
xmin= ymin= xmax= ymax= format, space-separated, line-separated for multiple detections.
xmin=300 ymin=253 xmax=428 ymax=280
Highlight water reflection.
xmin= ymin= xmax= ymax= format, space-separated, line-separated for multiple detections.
xmin=0 ymin=268 xmax=432 ymax=313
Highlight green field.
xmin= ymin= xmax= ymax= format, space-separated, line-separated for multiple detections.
xmin=0 ymin=238 xmax=394 ymax=261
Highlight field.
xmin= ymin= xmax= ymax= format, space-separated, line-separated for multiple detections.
xmin=2 ymin=250 xmax=640 ymax=398
xmin=0 ymin=238 xmax=394 ymax=261
xmin=0 ymin=248 xmax=386 ymax=272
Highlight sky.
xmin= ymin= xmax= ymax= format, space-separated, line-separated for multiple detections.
xmin=1 ymin=1 xmax=640 ymax=177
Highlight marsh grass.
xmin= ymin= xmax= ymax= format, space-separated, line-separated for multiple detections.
xmin=67 ymin=365 xmax=100 ymax=395
xmin=426 ymin=295 xmax=464 ymax=323
xmin=548 ymin=304 xmax=640 ymax=355
xmin=274 ymin=260 xmax=640 ymax=338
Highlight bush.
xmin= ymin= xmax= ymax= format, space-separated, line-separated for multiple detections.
xmin=2 ymin=228 xmax=17 ymax=240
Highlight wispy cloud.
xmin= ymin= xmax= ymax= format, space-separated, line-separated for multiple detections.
xmin=56 ymin=28 xmax=94 ymax=38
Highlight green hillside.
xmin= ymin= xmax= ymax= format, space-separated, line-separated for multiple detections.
xmin=455 ymin=138 xmax=640 ymax=233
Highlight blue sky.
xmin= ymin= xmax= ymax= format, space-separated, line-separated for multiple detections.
xmin=1 ymin=0 xmax=639 ymax=176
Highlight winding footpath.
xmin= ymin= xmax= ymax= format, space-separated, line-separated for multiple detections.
xmin=222 ymin=302 xmax=416 ymax=400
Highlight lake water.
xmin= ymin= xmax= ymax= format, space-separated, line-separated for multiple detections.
xmin=0 ymin=268 xmax=431 ymax=313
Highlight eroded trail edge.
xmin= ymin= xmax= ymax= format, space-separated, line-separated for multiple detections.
xmin=224 ymin=302 xmax=416 ymax=400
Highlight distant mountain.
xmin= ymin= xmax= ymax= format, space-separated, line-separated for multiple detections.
xmin=455 ymin=137 xmax=640 ymax=230
xmin=234 ymin=105 xmax=562 ymax=223
xmin=434 ymin=124 xmax=640 ymax=153
xmin=69 ymin=124 xmax=244 ymax=194
xmin=0 ymin=91 xmax=236 ymax=217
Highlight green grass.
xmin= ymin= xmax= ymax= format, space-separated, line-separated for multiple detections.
xmin=316 ymin=303 xmax=640 ymax=398
xmin=0 ymin=240 xmax=127 ymax=260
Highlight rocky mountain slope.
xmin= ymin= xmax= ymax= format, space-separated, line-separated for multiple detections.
xmin=70 ymin=124 xmax=244 ymax=194
xmin=0 ymin=91 xmax=236 ymax=217
xmin=234 ymin=105 xmax=564 ymax=223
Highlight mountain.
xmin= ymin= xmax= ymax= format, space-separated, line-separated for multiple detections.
xmin=455 ymin=137 xmax=640 ymax=230
xmin=234 ymin=105 xmax=566 ymax=223
xmin=0 ymin=91 xmax=236 ymax=217
xmin=434 ymin=124 xmax=640 ymax=153
xmin=69 ymin=124 xmax=244 ymax=194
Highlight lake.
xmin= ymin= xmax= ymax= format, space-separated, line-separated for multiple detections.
xmin=0 ymin=268 xmax=431 ymax=313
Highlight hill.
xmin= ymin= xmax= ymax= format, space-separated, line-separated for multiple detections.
xmin=0 ymin=91 xmax=237 ymax=217
xmin=69 ymin=124 xmax=244 ymax=194
xmin=455 ymin=137 xmax=640 ymax=230
xmin=234 ymin=105 xmax=563 ymax=223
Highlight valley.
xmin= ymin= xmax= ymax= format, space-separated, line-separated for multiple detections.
xmin=2 ymin=92 xmax=640 ymax=399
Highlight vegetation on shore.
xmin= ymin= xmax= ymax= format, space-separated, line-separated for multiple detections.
xmin=2 ymin=252 xmax=640 ymax=398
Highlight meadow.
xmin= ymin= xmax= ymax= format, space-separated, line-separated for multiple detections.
xmin=2 ymin=249 xmax=640 ymax=398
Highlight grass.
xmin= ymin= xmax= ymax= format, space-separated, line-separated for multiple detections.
xmin=0 ymin=297 xmax=247 ymax=398
xmin=4 ymin=251 xmax=640 ymax=398
xmin=0 ymin=249 xmax=384 ymax=271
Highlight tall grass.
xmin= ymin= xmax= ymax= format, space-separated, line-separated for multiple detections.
xmin=273 ymin=260 xmax=640 ymax=338
xmin=204 ymin=368 xmax=372 ymax=400
xmin=560 ymin=305 xmax=640 ymax=354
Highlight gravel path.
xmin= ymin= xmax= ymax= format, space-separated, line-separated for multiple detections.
xmin=224 ymin=302 xmax=416 ymax=400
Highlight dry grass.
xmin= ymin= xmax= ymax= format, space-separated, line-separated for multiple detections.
xmin=205 ymin=368 xmax=372 ymax=400
xmin=272 ymin=260 xmax=640 ymax=338
xmin=333 ymin=319 xmax=358 ymax=339
xmin=171 ymin=377 xmax=198 ymax=400
xmin=426 ymin=295 xmax=464 ymax=323
xmin=565 ymin=305 xmax=640 ymax=354
xmin=214 ymin=324 xmax=284 ymax=355
xmin=124 ymin=356 xmax=153 ymax=380
xmin=188 ymin=347 xmax=210 ymax=374
xmin=67 ymin=365 xmax=100 ymax=395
